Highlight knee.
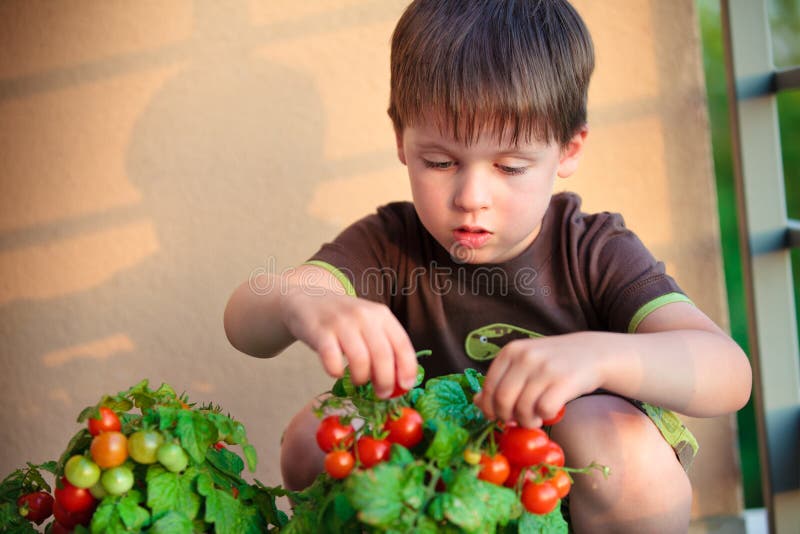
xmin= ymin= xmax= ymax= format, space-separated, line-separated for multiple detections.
xmin=280 ymin=400 xmax=326 ymax=491
xmin=551 ymin=395 xmax=691 ymax=530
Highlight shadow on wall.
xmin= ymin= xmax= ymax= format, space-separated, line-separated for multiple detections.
xmin=0 ymin=1 xmax=341 ymax=481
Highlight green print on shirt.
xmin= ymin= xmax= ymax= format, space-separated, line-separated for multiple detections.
xmin=464 ymin=323 xmax=543 ymax=361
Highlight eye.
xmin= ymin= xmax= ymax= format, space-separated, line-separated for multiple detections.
xmin=496 ymin=164 xmax=528 ymax=176
xmin=422 ymin=159 xmax=455 ymax=170
xmin=479 ymin=335 xmax=488 ymax=344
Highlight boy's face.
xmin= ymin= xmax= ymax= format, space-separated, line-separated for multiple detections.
xmin=396 ymin=121 xmax=587 ymax=264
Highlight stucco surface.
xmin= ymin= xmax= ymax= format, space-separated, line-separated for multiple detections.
xmin=0 ymin=0 xmax=742 ymax=521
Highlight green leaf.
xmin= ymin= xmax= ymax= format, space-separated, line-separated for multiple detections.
xmin=175 ymin=410 xmax=218 ymax=464
xmin=344 ymin=463 xmax=404 ymax=527
xmin=442 ymin=469 xmax=520 ymax=531
xmin=464 ymin=368 xmax=483 ymax=393
xmin=90 ymin=492 xmax=150 ymax=534
xmin=415 ymin=380 xmax=483 ymax=428
xmin=517 ymin=507 xmax=568 ymax=534
xmin=400 ymin=463 xmax=426 ymax=510
xmin=388 ymin=444 xmax=414 ymax=467
xmin=206 ymin=446 xmax=245 ymax=479
xmin=424 ymin=420 xmax=469 ymax=467
xmin=242 ymin=443 xmax=258 ymax=472
xmin=148 ymin=511 xmax=195 ymax=534
xmin=145 ymin=465 xmax=201 ymax=522
xmin=197 ymin=473 xmax=264 ymax=534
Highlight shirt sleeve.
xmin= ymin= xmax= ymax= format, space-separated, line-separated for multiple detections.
xmin=578 ymin=211 xmax=692 ymax=333
xmin=305 ymin=203 xmax=409 ymax=305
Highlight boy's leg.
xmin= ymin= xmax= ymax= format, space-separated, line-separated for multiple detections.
xmin=280 ymin=398 xmax=326 ymax=491
xmin=550 ymin=395 xmax=692 ymax=534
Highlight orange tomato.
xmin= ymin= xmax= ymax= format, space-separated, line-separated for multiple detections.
xmin=90 ymin=431 xmax=128 ymax=468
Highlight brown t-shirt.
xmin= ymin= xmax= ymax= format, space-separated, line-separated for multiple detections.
xmin=308 ymin=192 xmax=690 ymax=379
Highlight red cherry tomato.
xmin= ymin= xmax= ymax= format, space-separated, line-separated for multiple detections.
xmin=521 ymin=480 xmax=560 ymax=515
xmin=477 ymin=453 xmax=510 ymax=486
xmin=383 ymin=407 xmax=424 ymax=449
xmin=498 ymin=427 xmax=549 ymax=466
xmin=53 ymin=498 xmax=94 ymax=529
xmin=16 ymin=491 xmax=54 ymax=525
xmin=324 ymin=450 xmax=355 ymax=479
xmin=87 ymin=407 xmax=122 ymax=436
xmin=539 ymin=440 xmax=565 ymax=469
xmin=356 ymin=436 xmax=391 ymax=468
xmin=315 ymin=416 xmax=355 ymax=453
xmin=390 ymin=383 xmax=408 ymax=398
xmin=542 ymin=405 xmax=566 ymax=426
xmin=49 ymin=521 xmax=73 ymax=534
xmin=54 ymin=478 xmax=96 ymax=514
xmin=550 ymin=469 xmax=572 ymax=499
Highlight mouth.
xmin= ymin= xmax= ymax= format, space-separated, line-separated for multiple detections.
xmin=453 ymin=226 xmax=492 ymax=248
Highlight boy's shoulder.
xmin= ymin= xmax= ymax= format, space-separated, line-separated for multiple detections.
xmin=546 ymin=191 xmax=628 ymax=238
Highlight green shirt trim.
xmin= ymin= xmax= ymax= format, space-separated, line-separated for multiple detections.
xmin=628 ymin=293 xmax=694 ymax=333
xmin=303 ymin=260 xmax=357 ymax=297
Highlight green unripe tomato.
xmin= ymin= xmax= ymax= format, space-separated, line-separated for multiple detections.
xmin=157 ymin=442 xmax=189 ymax=473
xmin=101 ymin=466 xmax=134 ymax=495
xmin=127 ymin=430 xmax=164 ymax=464
xmin=64 ymin=455 xmax=101 ymax=489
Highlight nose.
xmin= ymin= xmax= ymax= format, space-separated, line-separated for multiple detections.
xmin=453 ymin=169 xmax=491 ymax=212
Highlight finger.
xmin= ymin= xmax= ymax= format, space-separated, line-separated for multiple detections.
xmin=535 ymin=381 xmax=574 ymax=423
xmin=385 ymin=320 xmax=418 ymax=390
xmin=315 ymin=333 xmax=345 ymax=378
xmin=360 ymin=325 xmax=395 ymax=398
xmin=491 ymin=365 xmax=528 ymax=423
xmin=514 ymin=378 xmax=547 ymax=428
xmin=338 ymin=329 xmax=371 ymax=385
xmin=479 ymin=352 xmax=513 ymax=420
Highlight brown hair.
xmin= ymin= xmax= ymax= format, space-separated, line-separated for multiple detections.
xmin=388 ymin=0 xmax=594 ymax=146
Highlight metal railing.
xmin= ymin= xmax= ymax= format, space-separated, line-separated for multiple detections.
xmin=720 ymin=1 xmax=800 ymax=532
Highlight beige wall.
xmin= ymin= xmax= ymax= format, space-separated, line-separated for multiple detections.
xmin=0 ymin=0 xmax=744 ymax=524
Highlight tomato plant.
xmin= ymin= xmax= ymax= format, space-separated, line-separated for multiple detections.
xmin=477 ymin=453 xmax=510 ymax=486
xmin=157 ymin=442 xmax=189 ymax=473
xmin=521 ymin=480 xmax=560 ymax=515
xmin=87 ymin=407 xmax=121 ymax=436
xmin=54 ymin=477 xmax=96 ymax=514
xmin=90 ymin=430 xmax=128 ymax=468
xmin=127 ymin=430 xmax=164 ymax=464
xmin=63 ymin=455 xmax=100 ymax=489
xmin=356 ymin=436 xmax=391 ymax=468
xmin=315 ymin=416 xmax=355 ymax=453
xmin=16 ymin=491 xmax=53 ymax=525
xmin=383 ymin=407 xmax=424 ymax=449
xmin=324 ymin=450 xmax=355 ymax=479
xmin=498 ymin=426 xmax=549 ymax=466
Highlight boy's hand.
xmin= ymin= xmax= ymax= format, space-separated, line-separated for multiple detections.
xmin=474 ymin=334 xmax=605 ymax=428
xmin=280 ymin=282 xmax=418 ymax=399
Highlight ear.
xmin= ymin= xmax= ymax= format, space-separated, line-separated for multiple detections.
xmin=395 ymin=127 xmax=407 ymax=166
xmin=557 ymin=126 xmax=588 ymax=178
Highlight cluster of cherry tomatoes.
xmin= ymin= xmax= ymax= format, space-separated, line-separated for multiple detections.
xmin=317 ymin=406 xmax=425 ymax=480
xmin=17 ymin=407 xmax=190 ymax=532
xmin=468 ymin=406 xmax=571 ymax=515
xmin=316 ymin=398 xmax=572 ymax=517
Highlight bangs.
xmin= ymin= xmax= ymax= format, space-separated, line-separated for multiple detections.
xmin=389 ymin=0 xmax=593 ymax=147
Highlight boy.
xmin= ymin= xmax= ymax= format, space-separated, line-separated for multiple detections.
xmin=224 ymin=0 xmax=752 ymax=531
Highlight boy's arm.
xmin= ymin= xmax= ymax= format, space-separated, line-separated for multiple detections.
xmin=475 ymin=301 xmax=752 ymax=427
xmin=223 ymin=264 xmax=418 ymax=397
